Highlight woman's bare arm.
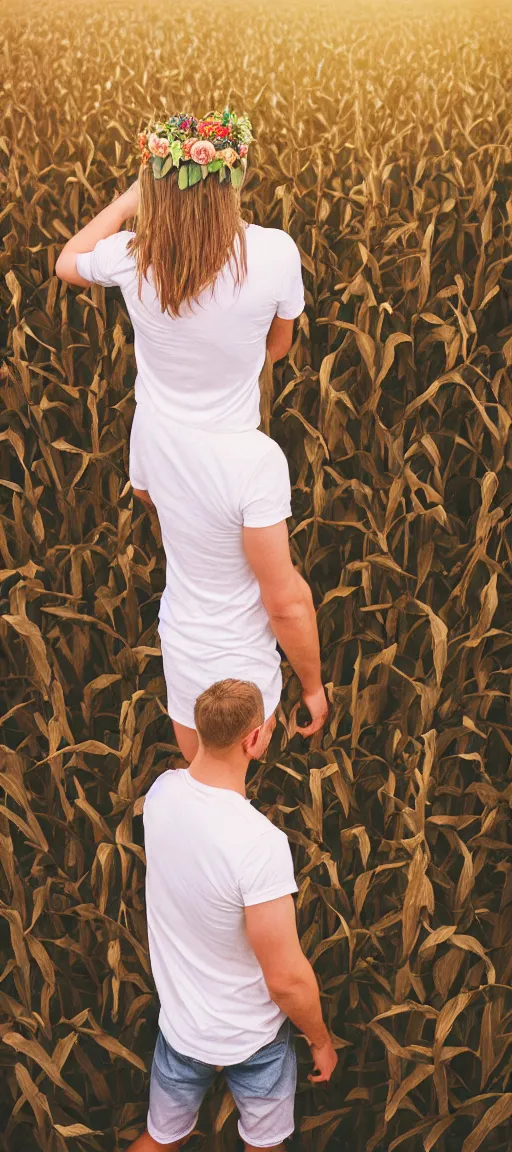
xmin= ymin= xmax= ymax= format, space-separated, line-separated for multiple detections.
xmin=266 ymin=315 xmax=294 ymax=363
xmin=55 ymin=182 xmax=140 ymax=285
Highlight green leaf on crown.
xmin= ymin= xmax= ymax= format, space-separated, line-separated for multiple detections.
xmin=178 ymin=164 xmax=189 ymax=190
xmin=230 ymin=164 xmax=244 ymax=189
xmin=207 ymin=159 xmax=223 ymax=173
xmin=160 ymin=155 xmax=174 ymax=178
xmin=218 ymin=165 xmax=228 ymax=183
xmin=170 ymin=140 xmax=184 ymax=166
xmin=187 ymin=162 xmax=202 ymax=187
xmin=151 ymin=156 xmax=164 ymax=179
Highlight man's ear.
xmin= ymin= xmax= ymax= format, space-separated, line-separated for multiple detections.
xmin=242 ymin=725 xmax=262 ymax=756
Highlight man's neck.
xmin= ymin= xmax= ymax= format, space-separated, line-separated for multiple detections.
xmin=188 ymin=747 xmax=248 ymax=797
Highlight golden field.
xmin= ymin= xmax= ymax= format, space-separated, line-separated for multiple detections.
xmin=1 ymin=0 xmax=512 ymax=1149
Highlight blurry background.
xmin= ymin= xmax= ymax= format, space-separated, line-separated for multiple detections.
xmin=1 ymin=0 xmax=511 ymax=1149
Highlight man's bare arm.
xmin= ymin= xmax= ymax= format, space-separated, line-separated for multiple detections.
xmin=243 ymin=521 xmax=327 ymax=735
xmin=245 ymin=895 xmax=337 ymax=1082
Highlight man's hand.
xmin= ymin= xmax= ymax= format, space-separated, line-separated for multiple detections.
xmin=308 ymin=1036 xmax=338 ymax=1083
xmin=296 ymin=684 xmax=329 ymax=736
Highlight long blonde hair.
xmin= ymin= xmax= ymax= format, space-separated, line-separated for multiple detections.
xmin=129 ymin=165 xmax=247 ymax=316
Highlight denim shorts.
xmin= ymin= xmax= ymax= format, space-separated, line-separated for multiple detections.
xmin=147 ymin=1020 xmax=296 ymax=1147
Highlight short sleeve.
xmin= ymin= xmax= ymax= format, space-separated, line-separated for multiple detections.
xmin=239 ymin=828 xmax=298 ymax=907
xmin=276 ymin=235 xmax=305 ymax=320
xmin=75 ymin=232 xmax=135 ymax=287
xmin=242 ymin=442 xmax=292 ymax=528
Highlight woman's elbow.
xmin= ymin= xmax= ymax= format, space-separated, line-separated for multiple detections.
xmin=55 ymin=252 xmax=72 ymax=281
xmin=55 ymin=250 xmax=81 ymax=284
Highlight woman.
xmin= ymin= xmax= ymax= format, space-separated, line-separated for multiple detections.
xmin=56 ymin=110 xmax=327 ymax=759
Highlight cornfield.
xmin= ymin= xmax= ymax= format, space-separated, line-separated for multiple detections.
xmin=1 ymin=0 xmax=512 ymax=1148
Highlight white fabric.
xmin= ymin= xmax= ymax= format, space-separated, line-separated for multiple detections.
xmin=129 ymin=399 xmax=291 ymax=726
xmin=143 ymin=768 xmax=298 ymax=1065
xmin=76 ymin=224 xmax=304 ymax=432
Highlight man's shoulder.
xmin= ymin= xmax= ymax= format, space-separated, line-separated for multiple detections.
xmin=209 ymin=428 xmax=288 ymax=492
xmin=242 ymin=803 xmax=289 ymax=847
xmin=144 ymin=767 xmax=183 ymax=809
xmin=236 ymin=432 xmax=290 ymax=509
xmin=205 ymin=792 xmax=287 ymax=851
xmin=236 ymin=429 xmax=288 ymax=471
xmin=237 ymin=808 xmax=294 ymax=891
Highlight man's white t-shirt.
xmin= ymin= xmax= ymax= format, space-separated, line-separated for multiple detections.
xmin=143 ymin=768 xmax=298 ymax=1064
xmin=130 ymin=400 xmax=291 ymax=726
xmin=75 ymin=224 xmax=304 ymax=432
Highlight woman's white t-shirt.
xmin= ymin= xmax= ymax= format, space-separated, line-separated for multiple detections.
xmin=76 ymin=224 xmax=304 ymax=432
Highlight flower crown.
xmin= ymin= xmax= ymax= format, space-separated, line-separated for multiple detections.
xmin=138 ymin=109 xmax=253 ymax=190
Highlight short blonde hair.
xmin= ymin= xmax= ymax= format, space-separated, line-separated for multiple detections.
xmin=194 ymin=679 xmax=264 ymax=750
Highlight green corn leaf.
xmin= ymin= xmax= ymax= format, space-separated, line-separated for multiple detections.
xmin=178 ymin=164 xmax=189 ymax=190
xmin=151 ymin=156 xmax=164 ymax=179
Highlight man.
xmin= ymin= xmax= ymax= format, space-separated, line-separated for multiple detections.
xmin=129 ymin=679 xmax=337 ymax=1152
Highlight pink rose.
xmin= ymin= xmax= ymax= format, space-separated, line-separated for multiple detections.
xmin=148 ymin=134 xmax=170 ymax=158
xmin=190 ymin=140 xmax=216 ymax=165
xmin=183 ymin=137 xmax=197 ymax=158
xmin=239 ymin=144 xmax=248 ymax=158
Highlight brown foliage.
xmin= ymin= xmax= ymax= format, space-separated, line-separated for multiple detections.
xmin=1 ymin=1 xmax=512 ymax=1150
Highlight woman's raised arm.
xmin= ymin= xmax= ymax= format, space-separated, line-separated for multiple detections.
xmin=55 ymin=181 xmax=140 ymax=285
